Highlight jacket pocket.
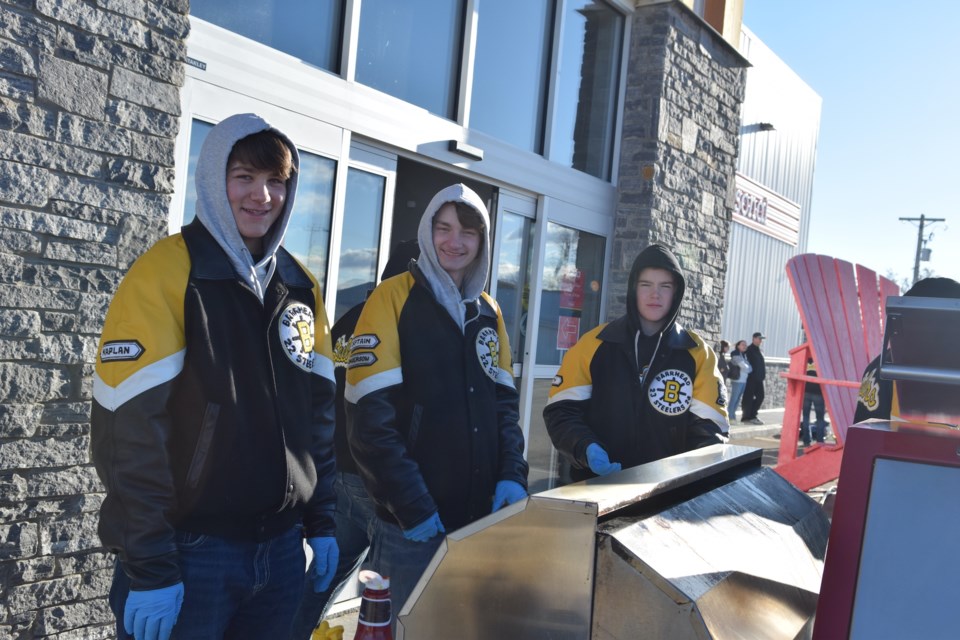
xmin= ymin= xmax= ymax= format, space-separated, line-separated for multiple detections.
xmin=407 ymin=404 xmax=424 ymax=452
xmin=186 ymin=403 xmax=220 ymax=489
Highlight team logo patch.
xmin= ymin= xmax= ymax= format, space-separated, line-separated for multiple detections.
xmin=100 ymin=340 xmax=144 ymax=362
xmin=858 ymin=369 xmax=879 ymax=411
xmin=333 ymin=334 xmax=351 ymax=370
xmin=352 ymin=334 xmax=380 ymax=350
xmin=552 ymin=375 xmax=563 ymax=387
xmin=648 ymin=369 xmax=693 ymax=416
xmin=279 ymin=303 xmax=315 ymax=372
xmin=475 ymin=327 xmax=500 ymax=381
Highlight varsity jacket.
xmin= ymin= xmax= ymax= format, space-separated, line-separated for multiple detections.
xmin=90 ymin=114 xmax=337 ymax=591
xmin=544 ymin=244 xmax=728 ymax=481
xmin=345 ymin=184 xmax=528 ymax=532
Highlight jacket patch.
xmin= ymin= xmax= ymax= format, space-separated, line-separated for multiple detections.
xmin=279 ymin=302 xmax=315 ymax=372
xmin=552 ymin=375 xmax=563 ymax=387
xmin=333 ymin=334 xmax=351 ymax=370
xmin=648 ymin=369 xmax=693 ymax=416
xmin=352 ymin=334 xmax=380 ymax=350
xmin=475 ymin=326 xmax=500 ymax=381
xmin=99 ymin=340 xmax=144 ymax=362
xmin=349 ymin=352 xmax=378 ymax=368
xmin=858 ymin=368 xmax=879 ymax=411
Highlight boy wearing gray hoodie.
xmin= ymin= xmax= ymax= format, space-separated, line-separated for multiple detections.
xmin=91 ymin=114 xmax=338 ymax=639
xmin=345 ymin=184 xmax=529 ymax=630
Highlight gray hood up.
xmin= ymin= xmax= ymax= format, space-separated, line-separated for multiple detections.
xmin=193 ymin=112 xmax=300 ymax=301
xmin=415 ymin=183 xmax=491 ymax=331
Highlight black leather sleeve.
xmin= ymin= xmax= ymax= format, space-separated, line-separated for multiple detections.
xmin=543 ymin=399 xmax=597 ymax=470
xmin=90 ymin=383 xmax=181 ymax=590
xmin=303 ymin=372 xmax=337 ymax=538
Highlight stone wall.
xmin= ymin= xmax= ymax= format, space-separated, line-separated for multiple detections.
xmin=611 ymin=2 xmax=747 ymax=346
xmin=0 ymin=1 xmax=187 ymax=637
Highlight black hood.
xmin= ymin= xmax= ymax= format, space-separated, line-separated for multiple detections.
xmin=905 ymin=277 xmax=960 ymax=299
xmin=626 ymin=244 xmax=686 ymax=335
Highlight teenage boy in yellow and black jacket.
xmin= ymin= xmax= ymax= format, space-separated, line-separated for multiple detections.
xmin=544 ymin=243 xmax=729 ymax=482
xmin=91 ymin=114 xmax=338 ymax=640
xmin=345 ymin=184 xmax=528 ymax=630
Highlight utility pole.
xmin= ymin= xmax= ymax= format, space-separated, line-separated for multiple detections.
xmin=899 ymin=214 xmax=945 ymax=285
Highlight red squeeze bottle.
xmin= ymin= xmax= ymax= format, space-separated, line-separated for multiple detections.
xmin=353 ymin=570 xmax=393 ymax=640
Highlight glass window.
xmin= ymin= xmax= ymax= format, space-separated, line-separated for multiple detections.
xmin=191 ymin=0 xmax=343 ymax=72
xmin=182 ymin=119 xmax=214 ymax=227
xmin=548 ymin=0 xmax=623 ymax=180
xmin=495 ymin=211 xmax=535 ymax=365
xmin=471 ymin=0 xmax=553 ymax=152
xmin=283 ymin=152 xmax=337 ymax=287
xmin=356 ymin=0 xmax=464 ymax=119
xmin=335 ymin=168 xmax=386 ymax=321
xmin=536 ymin=222 xmax=605 ymax=365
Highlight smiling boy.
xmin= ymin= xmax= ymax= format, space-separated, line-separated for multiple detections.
xmin=345 ymin=184 xmax=528 ymax=632
xmin=91 ymin=114 xmax=338 ymax=639
xmin=544 ymin=243 xmax=729 ymax=480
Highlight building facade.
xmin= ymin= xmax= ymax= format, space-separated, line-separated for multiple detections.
xmin=722 ymin=25 xmax=823 ymax=405
xmin=0 ymin=0 xmax=752 ymax=635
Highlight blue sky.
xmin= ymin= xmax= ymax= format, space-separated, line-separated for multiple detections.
xmin=742 ymin=2 xmax=960 ymax=285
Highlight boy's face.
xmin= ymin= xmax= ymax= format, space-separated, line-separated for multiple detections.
xmin=433 ymin=203 xmax=481 ymax=287
xmin=226 ymin=161 xmax=287 ymax=253
xmin=635 ymin=267 xmax=675 ymax=327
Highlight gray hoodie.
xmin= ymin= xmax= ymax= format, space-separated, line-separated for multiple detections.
xmin=415 ymin=183 xmax=491 ymax=330
xmin=193 ymin=112 xmax=300 ymax=301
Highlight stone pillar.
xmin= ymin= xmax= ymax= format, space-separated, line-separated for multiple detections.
xmin=0 ymin=1 xmax=188 ymax=636
xmin=611 ymin=2 xmax=747 ymax=346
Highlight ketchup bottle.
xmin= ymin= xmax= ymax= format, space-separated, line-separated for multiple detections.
xmin=353 ymin=570 xmax=392 ymax=640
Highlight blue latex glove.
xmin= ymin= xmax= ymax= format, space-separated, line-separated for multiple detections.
xmin=307 ymin=536 xmax=340 ymax=593
xmin=491 ymin=480 xmax=527 ymax=512
xmin=402 ymin=512 xmax=445 ymax=542
xmin=586 ymin=443 xmax=621 ymax=476
xmin=123 ymin=582 xmax=184 ymax=640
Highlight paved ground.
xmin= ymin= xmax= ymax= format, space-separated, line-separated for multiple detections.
xmin=317 ymin=406 xmax=830 ymax=638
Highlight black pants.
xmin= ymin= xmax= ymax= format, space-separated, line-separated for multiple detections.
xmin=741 ymin=376 xmax=765 ymax=420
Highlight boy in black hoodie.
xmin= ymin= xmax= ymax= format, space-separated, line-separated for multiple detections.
xmin=544 ymin=244 xmax=729 ymax=481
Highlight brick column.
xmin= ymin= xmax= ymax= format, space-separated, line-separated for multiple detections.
xmin=0 ymin=1 xmax=188 ymax=636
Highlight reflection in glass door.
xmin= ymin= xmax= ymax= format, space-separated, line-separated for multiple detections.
xmin=495 ymin=211 xmax=534 ymax=367
xmin=335 ymin=168 xmax=386 ymax=321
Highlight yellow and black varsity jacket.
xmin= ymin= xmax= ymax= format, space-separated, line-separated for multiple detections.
xmin=344 ymin=266 xmax=528 ymax=532
xmin=544 ymin=316 xmax=728 ymax=482
xmin=91 ymin=221 xmax=336 ymax=590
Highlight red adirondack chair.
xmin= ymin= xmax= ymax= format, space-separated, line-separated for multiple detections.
xmin=775 ymin=254 xmax=900 ymax=491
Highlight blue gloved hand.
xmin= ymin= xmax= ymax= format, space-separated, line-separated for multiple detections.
xmin=586 ymin=443 xmax=621 ymax=476
xmin=307 ymin=536 xmax=340 ymax=593
xmin=123 ymin=582 xmax=184 ymax=640
xmin=491 ymin=480 xmax=527 ymax=512
xmin=402 ymin=512 xmax=445 ymax=542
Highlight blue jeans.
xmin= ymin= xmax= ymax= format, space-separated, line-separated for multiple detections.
xmin=290 ymin=472 xmax=376 ymax=639
xmin=369 ymin=515 xmax=444 ymax=636
xmin=110 ymin=526 xmax=305 ymax=639
xmin=801 ymin=392 xmax=827 ymax=444
xmin=728 ymin=381 xmax=746 ymax=420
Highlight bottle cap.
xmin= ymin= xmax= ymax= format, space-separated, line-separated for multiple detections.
xmin=359 ymin=569 xmax=390 ymax=590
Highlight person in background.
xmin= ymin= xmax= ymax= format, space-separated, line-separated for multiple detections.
xmin=717 ymin=340 xmax=731 ymax=380
xmin=855 ymin=276 xmax=960 ymax=422
xmin=345 ymin=184 xmax=529 ymax=634
xmin=289 ymin=240 xmax=420 ymax=639
xmin=740 ymin=332 xmax=767 ymax=425
xmin=543 ymin=244 xmax=729 ymax=482
xmin=801 ymin=357 xmax=826 ymax=445
xmin=727 ymin=340 xmax=752 ymax=423
xmin=91 ymin=114 xmax=338 ymax=640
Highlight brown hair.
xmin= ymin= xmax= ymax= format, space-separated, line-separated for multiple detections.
xmin=227 ymin=130 xmax=296 ymax=180
xmin=440 ymin=201 xmax=485 ymax=233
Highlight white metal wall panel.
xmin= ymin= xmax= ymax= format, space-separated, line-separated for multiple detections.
xmin=722 ymin=27 xmax=822 ymax=359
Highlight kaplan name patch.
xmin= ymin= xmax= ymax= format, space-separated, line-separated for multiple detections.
xmin=100 ymin=340 xmax=145 ymax=362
